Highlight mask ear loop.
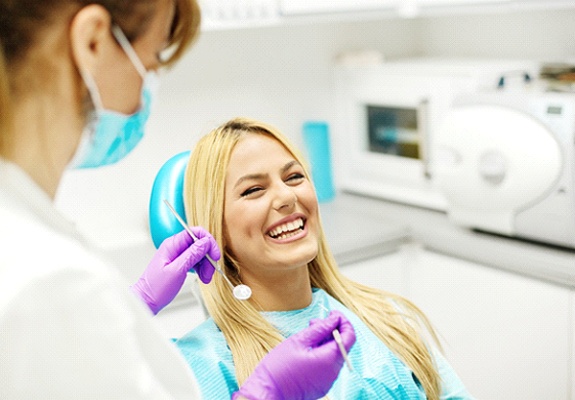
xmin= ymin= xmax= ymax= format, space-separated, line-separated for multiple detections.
xmin=111 ymin=25 xmax=147 ymax=79
xmin=79 ymin=68 xmax=104 ymax=111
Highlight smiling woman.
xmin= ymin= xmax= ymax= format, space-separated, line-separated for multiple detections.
xmin=175 ymin=117 xmax=475 ymax=400
xmin=222 ymin=131 xmax=320 ymax=307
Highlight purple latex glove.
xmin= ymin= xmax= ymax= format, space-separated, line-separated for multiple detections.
xmin=131 ymin=228 xmax=220 ymax=314
xmin=233 ymin=310 xmax=356 ymax=400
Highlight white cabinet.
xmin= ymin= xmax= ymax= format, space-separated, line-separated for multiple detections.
xmin=279 ymin=0 xmax=510 ymax=15
xmin=279 ymin=0 xmax=397 ymax=15
xmin=409 ymin=249 xmax=571 ymax=400
xmin=198 ymin=0 xmax=280 ymax=30
xmin=279 ymin=0 xmax=575 ymax=15
xmin=198 ymin=0 xmax=575 ymax=30
xmin=342 ymin=245 xmax=572 ymax=400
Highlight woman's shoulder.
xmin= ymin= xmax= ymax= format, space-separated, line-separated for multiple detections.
xmin=176 ymin=317 xmax=220 ymax=339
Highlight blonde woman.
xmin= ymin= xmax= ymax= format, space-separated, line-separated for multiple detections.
xmin=176 ymin=117 xmax=473 ymax=399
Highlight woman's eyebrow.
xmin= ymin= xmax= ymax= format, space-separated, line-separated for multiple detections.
xmin=233 ymin=160 xmax=301 ymax=189
xmin=234 ymin=173 xmax=267 ymax=189
xmin=282 ymin=160 xmax=300 ymax=173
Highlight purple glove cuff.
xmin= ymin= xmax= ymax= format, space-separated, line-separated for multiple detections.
xmin=130 ymin=281 xmax=161 ymax=315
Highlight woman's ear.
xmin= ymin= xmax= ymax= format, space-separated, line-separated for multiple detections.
xmin=69 ymin=4 xmax=112 ymax=75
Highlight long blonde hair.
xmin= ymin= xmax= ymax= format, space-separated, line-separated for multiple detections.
xmin=184 ymin=117 xmax=442 ymax=399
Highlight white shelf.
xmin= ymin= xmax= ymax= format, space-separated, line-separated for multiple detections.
xmin=198 ymin=0 xmax=575 ymax=31
xmin=279 ymin=0 xmax=397 ymax=15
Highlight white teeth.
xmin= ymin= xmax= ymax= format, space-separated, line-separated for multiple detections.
xmin=276 ymin=231 xmax=300 ymax=240
xmin=269 ymin=218 xmax=304 ymax=238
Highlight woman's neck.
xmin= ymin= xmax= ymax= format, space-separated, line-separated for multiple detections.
xmin=246 ymin=267 xmax=313 ymax=312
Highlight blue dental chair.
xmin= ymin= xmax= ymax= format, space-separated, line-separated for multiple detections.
xmin=148 ymin=150 xmax=208 ymax=316
xmin=149 ymin=151 xmax=191 ymax=249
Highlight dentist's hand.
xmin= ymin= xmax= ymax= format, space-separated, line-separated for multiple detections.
xmin=131 ymin=228 xmax=220 ymax=314
xmin=233 ymin=310 xmax=356 ymax=400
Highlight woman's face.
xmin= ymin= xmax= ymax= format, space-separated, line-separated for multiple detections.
xmin=223 ymin=133 xmax=320 ymax=283
xmin=94 ymin=0 xmax=175 ymax=114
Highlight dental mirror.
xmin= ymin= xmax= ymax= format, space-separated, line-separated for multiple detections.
xmin=163 ymin=199 xmax=252 ymax=301
xmin=232 ymin=284 xmax=252 ymax=301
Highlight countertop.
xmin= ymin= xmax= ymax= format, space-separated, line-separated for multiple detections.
xmin=329 ymin=191 xmax=575 ymax=290
xmin=319 ymin=195 xmax=411 ymax=265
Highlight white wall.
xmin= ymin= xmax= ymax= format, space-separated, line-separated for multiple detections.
xmin=415 ymin=8 xmax=575 ymax=60
xmin=56 ymin=7 xmax=575 ymax=276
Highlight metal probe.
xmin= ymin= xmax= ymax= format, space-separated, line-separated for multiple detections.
xmin=319 ymin=303 xmax=353 ymax=371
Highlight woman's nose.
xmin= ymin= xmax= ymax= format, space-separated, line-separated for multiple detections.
xmin=273 ymin=184 xmax=297 ymax=211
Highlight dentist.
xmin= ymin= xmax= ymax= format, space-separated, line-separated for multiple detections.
xmin=0 ymin=0 xmax=355 ymax=398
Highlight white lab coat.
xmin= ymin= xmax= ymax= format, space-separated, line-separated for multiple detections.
xmin=0 ymin=159 xmax=203 ymax=399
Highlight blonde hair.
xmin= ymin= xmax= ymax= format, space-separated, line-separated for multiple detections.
xmin=184 ymin=117 xmax=442 ymax=399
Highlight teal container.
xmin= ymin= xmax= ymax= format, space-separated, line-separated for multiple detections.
xmin=302 ymin=121 xmax=336 ymax=203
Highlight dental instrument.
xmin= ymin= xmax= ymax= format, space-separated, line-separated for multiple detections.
xmin=319 ymin=304 xmax=353 ymax=371
xmin=163 ymin=199 xmax=252 ymax=301
xmin=333 ymin=329 xmax=353 ymax=372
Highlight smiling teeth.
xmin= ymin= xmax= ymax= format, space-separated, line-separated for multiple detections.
xmin=269 ymin=218 xmax=304 ymax=239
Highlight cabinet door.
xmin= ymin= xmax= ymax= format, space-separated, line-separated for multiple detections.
xmin=408 ymin=248 xmax=571 ymax=400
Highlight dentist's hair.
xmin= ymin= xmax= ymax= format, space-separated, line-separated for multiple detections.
xmin=184 ymin=117 xmax=442 ymax=400
xmin=0 ymin=0 xmax=200 ymax=149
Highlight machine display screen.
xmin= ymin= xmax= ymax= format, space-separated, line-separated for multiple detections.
xmin=547 ymin=105 xmax=562 ymax=115
xmin=366 ymin=105 xmax=420 ymax=159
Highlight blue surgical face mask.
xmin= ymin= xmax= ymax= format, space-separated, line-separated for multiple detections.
xmin=70 ymin=25 xmax=159 ymax=169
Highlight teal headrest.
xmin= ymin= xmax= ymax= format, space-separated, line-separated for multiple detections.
xmin=149 ymin=151 xmax=191 ymax=249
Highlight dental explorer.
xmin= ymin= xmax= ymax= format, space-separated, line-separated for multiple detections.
xmin=319 ymin=303 xmax=353 ymax=371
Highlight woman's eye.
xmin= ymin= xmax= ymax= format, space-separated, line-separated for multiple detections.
xmin=241 ymin=187 xmax=262 ymax=197
xmin=287 ymin=173 xmax=305 ymax=182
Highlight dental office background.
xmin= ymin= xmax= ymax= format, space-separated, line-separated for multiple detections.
xmin=56 ymin=1 xmax=575 ymax=399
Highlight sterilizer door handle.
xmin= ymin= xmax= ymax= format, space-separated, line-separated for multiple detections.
xmin=418 ymin=98 xmax=431 ymax=179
